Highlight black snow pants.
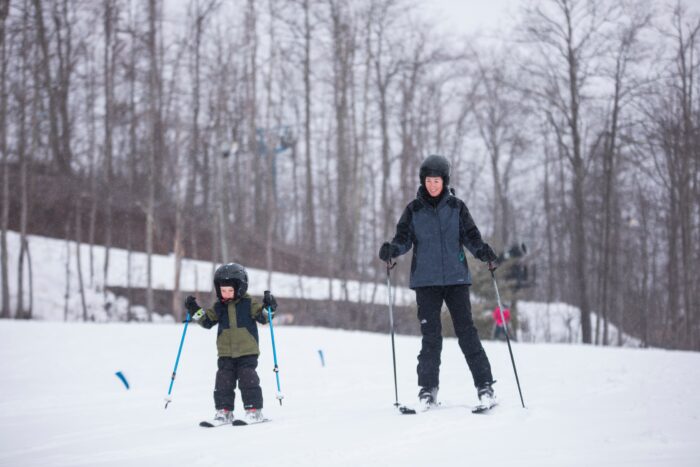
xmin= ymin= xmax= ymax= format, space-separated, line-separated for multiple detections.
xmin=214 ymin=355 xmax=263 ymax=410
xmin=415 ymin=285 xmax=493 ymax=389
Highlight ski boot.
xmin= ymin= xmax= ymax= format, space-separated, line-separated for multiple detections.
xmin=474 ymin=382 xmax=497 ymax=413
xmin=241 ymin=408 xmax=265 ymax=424
xmin=200 ymin=408 xmax=234 ymax=427
xmin=214 ymin=408 xmax=234 ymax=423
xmin=418 ymin=386 xmax=439 ymax=411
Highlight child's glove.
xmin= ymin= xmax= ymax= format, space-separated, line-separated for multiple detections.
xmin=263 ymin=291 xmax=277 ymax=320
xmin=184 ymin=295 xmax=204 ymax=320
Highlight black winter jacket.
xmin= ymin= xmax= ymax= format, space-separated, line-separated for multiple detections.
xmin=390 ymin=186 xmax=489 ymax=289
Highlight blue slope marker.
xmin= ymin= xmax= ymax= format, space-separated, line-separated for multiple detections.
xmin=115 ymin=371 xmax=130 ymax=389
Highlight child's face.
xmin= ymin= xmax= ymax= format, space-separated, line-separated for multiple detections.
xmin=220 ymin=286 xmax=235 ymax=301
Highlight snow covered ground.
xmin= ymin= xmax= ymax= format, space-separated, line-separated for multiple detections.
xmin=1 ymin=320 xmax=698 ymax=467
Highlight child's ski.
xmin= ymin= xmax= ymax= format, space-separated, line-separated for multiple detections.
xmin=232 ymin=418 xmax=271 ymax=426
xmin=199 ymin=419 xmax=230 ymax=428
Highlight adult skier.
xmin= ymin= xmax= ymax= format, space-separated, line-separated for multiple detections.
xmin=379 ymin=154 xmax=498 ymax=410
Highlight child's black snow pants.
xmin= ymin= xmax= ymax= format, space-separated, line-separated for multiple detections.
xmin=214 ymin=355 xmax=263 ymax=410
xmin=415 ymin=285 xmax=493 ymax=390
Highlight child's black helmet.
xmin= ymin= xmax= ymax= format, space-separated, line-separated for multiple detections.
xmin=419 ymin=155 xmax=450 ymax=186
xmin=214 ymin=263 xmax=248 ymax=299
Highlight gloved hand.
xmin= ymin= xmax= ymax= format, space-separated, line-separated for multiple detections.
xmin=184 ymin=295 xmax=204 ymax=320
xmin=476 ymin=243 xmax=498 ymax=264
xmin=263 ymin=291 xmax=277 ymax=320
xmin=378 ymin=242 xmax=398 ymax=262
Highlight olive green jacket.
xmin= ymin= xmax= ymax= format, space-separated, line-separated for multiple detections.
xmin=197 ymin=293 xmax=268 ymax=358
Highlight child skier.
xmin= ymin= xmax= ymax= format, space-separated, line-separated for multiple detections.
xmin=184 ymin=262 xmax=277 ymax=426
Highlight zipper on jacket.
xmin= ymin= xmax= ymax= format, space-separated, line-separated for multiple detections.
xmin=434 ymin=204 xmax=447 ymax=285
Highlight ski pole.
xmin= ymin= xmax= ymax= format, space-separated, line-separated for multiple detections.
xmin=489 ymin=263 xmax=526 ymax=408
xmin=265 ymin=290 xmax=284 ymax=405
xmin=165 ymin=310 xmax=191 ymax=409
xmin=385 ymin=261 xmax=415 ymax=415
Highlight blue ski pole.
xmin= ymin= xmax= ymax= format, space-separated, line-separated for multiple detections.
xmin=165 ymin=311 xmax=191 ymax=409
xmin=265 ymin=290 xmax=284 ymax=405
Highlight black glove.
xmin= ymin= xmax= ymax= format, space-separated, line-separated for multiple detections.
xmin=184 ymin=295 xmax=204 ymax=319
xmin=379 ymin=242 xmax=398 ymax=262
xmin=263 ymin=290 xmax=277 ymax=311
xmin=476 ymin=243 xmax=498 ymax=263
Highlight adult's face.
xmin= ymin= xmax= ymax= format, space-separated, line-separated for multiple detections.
xmin=425 ymin=176 xmax=443 ymax=198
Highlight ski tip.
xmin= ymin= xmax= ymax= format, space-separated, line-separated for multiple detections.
xmin=398 ymin=405 xmax=417 ymax=415
xmin=471 ymin=403 xmax=497 ymax=414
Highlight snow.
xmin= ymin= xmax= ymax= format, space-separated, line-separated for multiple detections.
xmin=0 ymin=320 xmax=699 ymax=467
xmin=518 ymin=301 xmax=641 ymax=346
xmin=1 ymin=230 xmax=413 ymax=322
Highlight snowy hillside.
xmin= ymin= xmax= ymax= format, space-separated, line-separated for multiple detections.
xmin=0 ymin=320 xmax=698 ymax=467
xmin=517 ymin=301 xmax=641 ymax=346
xmin=2 ymin=230 xmax=413 ymax=322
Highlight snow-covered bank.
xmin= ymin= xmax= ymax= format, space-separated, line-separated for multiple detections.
xmin=0 ymin=320 xmax=698 ymax=467
xmin=2 ymin=230 xmax=413 ymax=321
xmin=518 ymin=301 xmax=641 ymax=346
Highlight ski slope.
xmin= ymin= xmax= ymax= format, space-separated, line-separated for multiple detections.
xmin=0 ymin=320 xmax=698 ymax=467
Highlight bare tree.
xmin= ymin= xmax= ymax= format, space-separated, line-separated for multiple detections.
xmin=32 ymin=0 xmax=74 ymax=174
xmin=594 ymin=10 xmax=649 ymax=345
xmin=102 ymin=0 xmax=118 ymax=296
xmin=523 ymin=0 xmax=622 ymax=343
xmin=75 ymin=195 xmax=88 ymax=320
xmin=640 ymin=4 xmax=700 ymax=349
xmin=302 ymin=0 xmax=317 ymax=252
xmin=16 ymin=0 xmax=31 ymax=319
xmin=145 ymin=0 xmax=162 ymax=321
xmin=328 ymin=0 xmax=357 ymax=274
xmin=0 ymin=0 xmax=10 ymax=319
xmin=473 ymin=54 xmax=529 ymax=249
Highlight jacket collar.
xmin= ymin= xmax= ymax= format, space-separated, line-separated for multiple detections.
xmin=417 ymin=185 xmax=450 ymax=208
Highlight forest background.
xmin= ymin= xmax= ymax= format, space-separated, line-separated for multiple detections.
xmin=1 ymin=0 xmax=699 ymax=351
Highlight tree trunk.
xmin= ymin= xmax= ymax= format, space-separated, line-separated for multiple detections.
xmin=246 ymin=0 xmax=259 ymax=227
xmin=103 ymin=0 xmax=116 ymax=297
xmin=0 ymin=0 xmax=10 ymax=319
xmin=32 ymin=0 xmax=71 ymax=174
xmin=302 ymin=0 xmax=316 ymax=252
xmin=145 ymin=0 xmax=161 ymax=322
xmin=16 ymin=4 xmax=28 ymax=319
xmin=63 ymin=220 xmax=71 ymax=321
xmin=75 ymin=197 xmax=88 ymax=321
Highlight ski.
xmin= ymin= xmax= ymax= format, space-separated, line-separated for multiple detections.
xmin=199 ymin=420 xmax=230 ymax=428
xmin=471 ymin=401 xmax=498 ymax=414
xmin=398 ymin=405 xmax=416 ymax=415
xmin=232 ymin=418 xmax=271 ymax=426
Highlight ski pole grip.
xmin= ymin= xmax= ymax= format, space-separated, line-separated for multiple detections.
xmin=264 ymin=290 xmax=272 ymax=302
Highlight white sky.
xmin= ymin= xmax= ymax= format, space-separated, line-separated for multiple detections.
xmin=417 ymin=0 xmax=519 ymax=38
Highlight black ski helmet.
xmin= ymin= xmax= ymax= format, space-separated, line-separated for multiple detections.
xmin=213 ymin=263 xmax=248 ymax=299
xmin=419 ymin=155 xmax=450 ymax=187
